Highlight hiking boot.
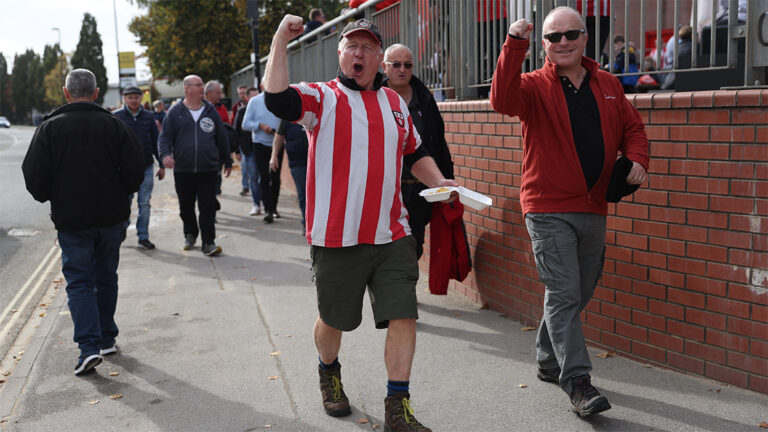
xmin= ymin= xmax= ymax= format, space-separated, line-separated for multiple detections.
xmin=264 ymin=213 xmax=274 ymax=224
xmin=318 ymin=364 xmax=351 ymax=417
xmin=537 ymin=366 xmax=560 ymax=384
xmin=138 ymin=239 xmax=156 ymax=250
xmin=183 ymin=234 xmax=196 ymax=250
xmin=570 ymin=375 xmax=611 ymax=418
xmin=384 ymin=392 xmax=431 ymax=432
xmin=74 ymin=353 xmax=102 ymax=376
xmin=202 ymin=243 xmax=222 ymax=256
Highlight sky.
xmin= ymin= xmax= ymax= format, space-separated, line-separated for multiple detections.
xmin=0 ymin=0 xmax=150 ymax=85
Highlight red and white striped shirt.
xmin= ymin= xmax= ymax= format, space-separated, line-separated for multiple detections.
xmin=577 ymin=0 xmax=611 ymax=17
xmin=292 ymin=79 xmax=421 ymax=247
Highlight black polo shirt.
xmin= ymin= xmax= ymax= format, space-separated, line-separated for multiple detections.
xmin=560 ymin=71 xmax=605 ymax=191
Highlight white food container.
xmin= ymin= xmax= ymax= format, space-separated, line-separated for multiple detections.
xmin=418 ymin=186 xmax=492 ymax=211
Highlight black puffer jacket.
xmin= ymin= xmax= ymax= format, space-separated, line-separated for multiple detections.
xmin=22 ymin=102 xmax=145 ymax=231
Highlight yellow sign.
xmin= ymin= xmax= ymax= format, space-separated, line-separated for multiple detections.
xmin=118 ymin=52 xmax=135 ymax=74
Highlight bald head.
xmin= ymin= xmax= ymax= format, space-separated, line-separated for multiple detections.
xmin=384 ymin=43 xmax=413 ymax=62
xmin=542 ymin=6 xmax=586 ymax=34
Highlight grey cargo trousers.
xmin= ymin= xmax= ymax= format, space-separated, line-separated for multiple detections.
xmin=525 ymin=212 xmax=606 ymax=395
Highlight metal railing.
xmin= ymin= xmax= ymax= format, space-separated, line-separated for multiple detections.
xmin=231 ymin=0 xmax=767 ymax=100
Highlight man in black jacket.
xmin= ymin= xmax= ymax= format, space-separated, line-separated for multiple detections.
xmin=22 ymin=68 xmax=145 ymax=376
xmin=383 ymin=43 xmax=455 ymax=258
xmin=158 ymin=75 xmax=232 ymax=256
xmin=114 ymin=85 xmax=165 ymax=250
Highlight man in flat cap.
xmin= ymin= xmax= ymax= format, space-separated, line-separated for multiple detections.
xmin=114 ymin=85 xmax=165 ymax=250
xmin=263 ymin=16 xmax=460 ymax=432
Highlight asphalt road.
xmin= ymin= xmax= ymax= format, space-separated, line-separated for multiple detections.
xmin=0 ymin=126 xmax=59 ymax=362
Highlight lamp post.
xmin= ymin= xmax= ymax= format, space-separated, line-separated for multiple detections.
xmin=51 ymin=27 xmax=64 ymax=90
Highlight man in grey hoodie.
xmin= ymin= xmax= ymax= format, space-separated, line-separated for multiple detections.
xmin=158 ymin=75 xmax=232 ymax=256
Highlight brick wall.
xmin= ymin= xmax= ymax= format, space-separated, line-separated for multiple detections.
xmin=426 ymin=89 xmax=768 ymax=394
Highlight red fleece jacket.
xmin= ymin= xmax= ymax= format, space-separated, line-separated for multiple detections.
xmin=429 ymin=202 xmax=471 ymax=295
xmin=490 ymin=36 xmax=649 ymax=216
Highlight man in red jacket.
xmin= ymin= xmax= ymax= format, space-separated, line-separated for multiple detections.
xmin=490 ymin=6 xmax=648 ymax=418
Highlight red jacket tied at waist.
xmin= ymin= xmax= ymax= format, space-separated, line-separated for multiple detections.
xmin=429 ymin=201 xmax=471 ymax=295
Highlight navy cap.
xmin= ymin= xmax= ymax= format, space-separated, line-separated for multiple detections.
xmin=339 ymin=19 xmax=383 ymax=46
xmin=123 ymin=86 xmax=142 ymax=95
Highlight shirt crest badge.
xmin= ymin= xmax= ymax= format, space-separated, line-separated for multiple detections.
xmin=392 ymin=110 xmax=405 ymax=128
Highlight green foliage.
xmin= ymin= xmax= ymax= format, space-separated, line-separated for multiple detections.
xmin=10 ymin=50 xmax=44 ymax=122
xmin=71 ymin=13 xmax=108 ymax=104
xmin=0 ymin=53 xmax=10 ymax=117
xmin=44 ymin=52 xmax=69 ymax=109
xmin=128 ymin=0 xmax=347 ymax=89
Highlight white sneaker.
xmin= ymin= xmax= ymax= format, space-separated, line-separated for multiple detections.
xmin=249 ymin=205 xmax=262 ymax=216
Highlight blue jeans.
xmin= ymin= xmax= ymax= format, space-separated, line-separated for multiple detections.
xmin=123 ymin=165 xmax=154 ymax=240
xmin=290 ymin=165 xmax=307 ymax=225
xmin=244 ymin=152 xmax=262 ymax=207
xmin=240 ymin=152 xmax=248 ymax=189
xmin=58 ymin=223 xmax=122 ymax=359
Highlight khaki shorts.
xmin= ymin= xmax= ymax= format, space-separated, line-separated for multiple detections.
xmin=311 ymin=235 xmax=419 ymax=331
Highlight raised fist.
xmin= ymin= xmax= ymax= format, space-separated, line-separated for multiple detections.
xmin=509 ymin=19 xmax=533 ymax=39
xmin=277 ymin=14 xmax=304 ymax=41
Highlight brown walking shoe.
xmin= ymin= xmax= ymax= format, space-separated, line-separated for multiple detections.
xmin=384 ymin=392 xmax=431 ymax=432
xmin=318 ymin=363 xmax=351 ymax=417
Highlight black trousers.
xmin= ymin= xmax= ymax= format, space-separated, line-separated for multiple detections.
xmin=174 ymin=171 xmax=218 ymax=244
xmin=253 ymin=143 xmax=282 ymax=215
xmin=402 ymin=182 xmax=432 ymax=259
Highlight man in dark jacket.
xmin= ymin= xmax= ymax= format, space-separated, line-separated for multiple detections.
xmin=383 ymin=43 xmax=455 ymax=258
xmin=270 ymin=119 xmax=308 ymax=228
xmin=22 ymin=68 xmax=145 ymax=376
xmin=114 ymin=85 xmax=165 ymax=250
xmin=158 ymin=74 xmax=232 ymax=256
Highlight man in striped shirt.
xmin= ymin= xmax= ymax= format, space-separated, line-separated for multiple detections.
xmin=264 ymin=15 xmax=458 ymax=432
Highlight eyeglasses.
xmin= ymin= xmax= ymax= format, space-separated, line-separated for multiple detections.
xmin=384 ymin=61 xmax=413 ymax=69
xmin=543 ymin=29 xmax=585 ymax=43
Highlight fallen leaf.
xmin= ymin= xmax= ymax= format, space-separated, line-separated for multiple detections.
xmin=715 ymin=389 xmax=721 ymax=393
xmin=479 ymin=303 xmax=489 ymax=310
xmin=109 ymin=372 xmax=119 ymax=376
xmin=171 ymin=312 xmax=180 ymax=316
xmin=520 ymin=326 xmax=536 ymax=331
xmin=10 ymin=309 xmax=17 ymax=313
xmin=284 ymin=334 xmax=292 ymax=338
xmin=39 ymin=303 xmax=47 ymax=307
xmin=268 ymin=376 xmax=278 ymax=380
xmin=39 ymin=313 xmax=46 ymax=317
xmin=251 ymin=277 xmax=258 ymax=280
xmin=88 ymin=400 xmax=100 ymax=405
xmin=357 ymin=418 xmax=369 ymax=424
xmin=108 ymin=394 xmax=123 ymax=399
xmin=1 ymin=371 xmax=9 ymax=376
xmin=518 ymin=384 xmax=527 ymax=388
xmin=269 ymin=351 xmax=281 ymax=356
xmin=596 ymin=352 xmax=615 ymax=359
xmin=372 ymin=425 xmax=380 ymax=429
xmin=17 ymin=351 xmax=24 ymax=356
xmin=758 ymin=422 xmax=768 ymax=428
xmin=263 ymin=426 xmax=272 ymax=429
xmin=643 ymin=363 xmax=652 ymax=368
xmin=0 ymin=379 xmax=5 ymax=384
xmin=454 ymin=313 xmax=462 ymax=317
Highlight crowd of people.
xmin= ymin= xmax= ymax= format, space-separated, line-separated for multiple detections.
xmin=22 ymin=5 xmax=650 ymax=431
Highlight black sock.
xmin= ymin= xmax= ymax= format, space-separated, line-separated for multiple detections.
xmin=387 ymin=380 xmax=409 ymax=397
xmin=318 ymin=356 xmax=339 ymax=370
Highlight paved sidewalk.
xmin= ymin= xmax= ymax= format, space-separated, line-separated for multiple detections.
xmin=0 ymin=173 xmax=766 ymax=431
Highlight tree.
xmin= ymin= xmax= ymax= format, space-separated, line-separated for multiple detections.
xmin=42 ymin=44 xmax=66 ymax=110
xmin=128 ymin=0 xmax=347 ymax=89
xmin=71 ymin=12 xmax=108 ymax=104
xmin=43 ymin=52 xmax=69 ymax=109
xmin=0 ymin=53 xmax=10 ymax=117
xmin=10 ymin=50 xmax=44 ymax=123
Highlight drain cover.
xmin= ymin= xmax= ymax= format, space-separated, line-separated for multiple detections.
xmin=7 ymin=228 xmax=39 ymax=237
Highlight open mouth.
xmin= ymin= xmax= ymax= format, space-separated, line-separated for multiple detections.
xmin=353 ymin=63 xmax=363 ymax=73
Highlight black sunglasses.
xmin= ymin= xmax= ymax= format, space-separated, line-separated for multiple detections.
xmin=385 ymin=61 xmax=413 ymax=69
xmin=543 ymin=29 xmax=585 ymax=43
